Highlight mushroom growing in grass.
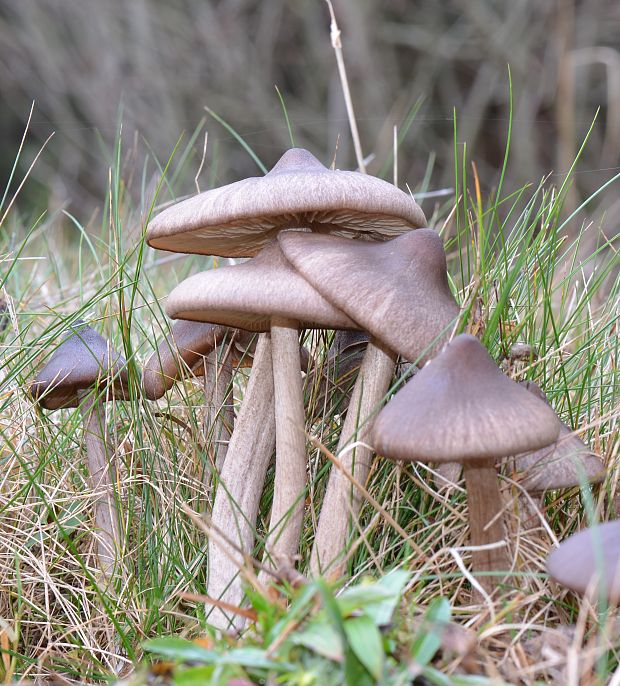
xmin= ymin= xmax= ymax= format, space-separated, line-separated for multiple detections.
xmin=278 ymin=228 xmax=460 ymax=576
xmin=311 ymin=330 xmax=370 ymax=416
xmin=547 ymin=521 xmax=620 ymax=602
xmin=166 ymin=241 xmax=358 ymax=571
xmin=509 ymin=380 xmax=605 ymax=497
xmin=146 ymin=146 xmax=425 ymax=618
xmin=143 ymin=320 xmax=253 ymax=471
xmin=147 ymin=147 xmax=426 ymax=259
xmin=30 ymin=321 xmax=130 ymax=576
xmin=372 ymin=334 xmax=561 ymax=594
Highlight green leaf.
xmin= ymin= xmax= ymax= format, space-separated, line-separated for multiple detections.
xmin=61 ymin=501 xmax=87 ymax=533
xmin=315 ymin=579 xmax=371 ymax=686
xmin=343 ymin=614 xmax=384 ymax=680
xmin=291 ymin=619 xmax=344 ymax=661
xmin=410 ymin=597 xmax=452 ymax=667
xmin=266 ymin=581 xmax=319 ymax=646
xmin=143 ymin=637 xmax=217 ymax=663
xmin=337 ymin=570 xmax=410 ymax=625
xmin=423 ymin=665 xmax=511 ymax=685
xmin=217 ymin=647 xmax=292 ymax=671
xmin=172 ymin=665 xmax=215 ymax=686
xmin=344 ymin=651 xmax=375 ymax=686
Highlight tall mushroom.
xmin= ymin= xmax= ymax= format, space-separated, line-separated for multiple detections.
xmin=372 ymin=334 xmax=561 ymax=593
xmin=146 ymin=147 xmax=425 ymax=598
xmin=277 ymin=229 xmax=460 ymax=576
xmin=29 ymin=321 xmax=129 ymax=576
xmin=166 ymin=240 xmax=358 ymax=584
xmin=147 ymin=148 xmax=426 ymax=259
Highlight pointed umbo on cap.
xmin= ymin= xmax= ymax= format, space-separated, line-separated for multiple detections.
xmin=547 ymin=521 xmax=620 ymax=599
xmin=30 ymin=321 xmax=130 ymax=410
xmin=372 ymin=334 xmax=562 ymax=463
xmin=142 ymin=320 xmax=244 ymax=400
xmin=278 ymin=229 xmax=460 ymax=363
xmin=165 ymin=240 xmax=358 ymax=332
xmin=147 ymin=147 xmax=427 ymax=258
xmin=506 ymin=380 xmax=605 ymax=492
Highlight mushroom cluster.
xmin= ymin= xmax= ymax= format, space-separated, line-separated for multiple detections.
xmin=147 ymin=147 xmax=443 ymax=627
xmin=28 ymin=147 xmax=607 ymax=631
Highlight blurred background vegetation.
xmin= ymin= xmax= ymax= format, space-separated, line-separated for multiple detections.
xmin=0 ymin=0 xmax=619 ymax=241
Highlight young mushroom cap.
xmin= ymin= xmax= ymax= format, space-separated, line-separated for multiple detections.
xmin=146 ymin=148 xmax=426 ymax=257
xmin=311 ymin=330 xmax=370 ymax=413
xmin=165 ymin=240 xmax=358 ymax=332
xmin=372 ymin=334 xmax=562 ymax=462
xmin=512 ymin=423 xmax=605 ymax=491
xmin=547 ymin=521 xmax=620 ymax=599
xmin=143 ymin=320 xmax=241 ymax=400
xmin=507 ymin=380 xmax=605 ymax=491
xmin=30 ymin=322 xmax=130 ymax=410
xmin=277 ymin=229 xmax=460 ymax=363
xmin=332 ymin=329 xmax=370 ymax=353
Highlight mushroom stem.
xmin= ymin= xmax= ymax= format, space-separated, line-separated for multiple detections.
xmin=203 ymin=346 xmax=235 ymax=472
xmin=207 ymin=332 xmax=276 ymax=631
xmin=310 ymin=338 xmax=397 ymax=578
xmin=265 ymin=316 xmax=307 ymax=570
xmin=462 ymin=459 xmax=510 ymax=594
xmin=78 ymin=390 xmax=121 ymax=577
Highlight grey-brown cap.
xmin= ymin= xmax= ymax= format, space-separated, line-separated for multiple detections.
xmin=311 ymin=330 xmax=370 ymax=413
xmin=507 ymin=380 xmax=605 ymax=491
xmin=547 ymin=521 xmax=620 ymax=599
xmin=330 ymin=330 xmax=370 ymax=358
xmin=146 ymin=148 xmax=427 ymax=258
xmin=372 ymin=334 xmax=562 ymax=463
xmin=165 ymin=240 xmax=358 ymax=332
xmin=142 ymin=320 xmax=241 ymax=400
xmin=30 ymin=322 xmax=130 ymax=410
xmin=278 ymin=229 xmax=460 ymax=363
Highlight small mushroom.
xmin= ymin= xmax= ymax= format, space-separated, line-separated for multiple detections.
xmin=372 ymin=334 xmax=561 ymax=593
xmin=29 ymin=321 xmax=129 ymax=576
xmin=509 ymin=381 xmax=605 ymax=494
xmin=310 ymin=330 xmax=370 ymax=415
xmin=143 ymin=320 xmax=250 ymax=471
xmin=278 ymin=229 xmax=460 ymax=576
xmin=547 ymin=521 xmax=620 ymax=601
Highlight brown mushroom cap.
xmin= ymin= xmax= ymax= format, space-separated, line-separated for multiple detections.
xmin=508 ymin=381 xmax=605 ymax=491
xmin=142 ymin=320 xmax=240 ymax=400
xmin=277 ymin=229 xmax=460 ymax=363
xmin=372 ymin=334 xmax=562 ymax=463
xmin=547 ymin=521 xmax=620 ymax=599
xmin=330 ymin=330 xmax=370 ymax=358
xmin=165 ymin=240 xmax=358 ymax=332
xmin=30 ymin=322 xmax=130 ymax=410
xmin=310 ymin=330 xmax=369 ymax=413
xmin=146 ymin=148 xmax=427 ymax=258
